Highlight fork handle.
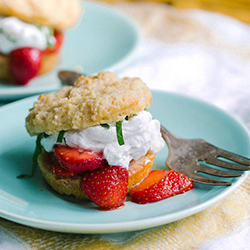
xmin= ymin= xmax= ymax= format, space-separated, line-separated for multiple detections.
xmin=58 ymin=71 xmax=82 ymax=86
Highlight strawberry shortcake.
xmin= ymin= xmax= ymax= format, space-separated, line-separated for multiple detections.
xmin=25 ymin=72 xmax=193 ymax=210
xmin=0 ymin=0 xmax=82 ymax=85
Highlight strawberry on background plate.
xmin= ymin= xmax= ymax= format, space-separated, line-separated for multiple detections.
xmin=9 ymin=47 xmax=41 ymax=85
xmin=130 ymin=170 xmax=194 ymax=204
xmin=81 ymin=165 xmax=129 ymax=210
xmin=53 ymin=145 xmax=108 ymax=174
xmin=43 ymin=32 xmax=64 ymax=54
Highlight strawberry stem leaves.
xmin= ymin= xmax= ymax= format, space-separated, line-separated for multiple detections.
xmin=116 ymin=121 xmax=125 ymax=146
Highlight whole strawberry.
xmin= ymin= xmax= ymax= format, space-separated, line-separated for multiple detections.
xmin=130 ymin=170 xmax=194 ymax=204
xmin=9 ymin=47 xmax=41 ymax=85
xmin=81 ymin=165 xmax=129 ymax=210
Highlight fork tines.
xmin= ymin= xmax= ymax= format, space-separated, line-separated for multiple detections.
xmin=194 ymin=147 xmax=250 ymax=186
xmin=160 ymin=124 xmax=250 ymax=186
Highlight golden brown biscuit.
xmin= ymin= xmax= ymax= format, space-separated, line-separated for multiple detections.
xmin=26 ymin=72 xmax=152 ymax=136
xmin=38 ymin=150 xmax=155 ymax=200
xmin=0 ymin=51 xmax=60 ymax=82
xmin=0 ymin=0 xmax=82 ymax=30
xmin=38 ymin=150 xmax=89 ymax=200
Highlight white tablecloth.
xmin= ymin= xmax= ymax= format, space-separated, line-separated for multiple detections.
xmin=115 ymin=3 xmax=250 ymax=249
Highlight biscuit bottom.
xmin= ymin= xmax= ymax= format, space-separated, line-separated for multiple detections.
xmin=0 ymin=51 xmax=60 ymax=84
xmin=38 ymin=150 xmax=155 ymax=200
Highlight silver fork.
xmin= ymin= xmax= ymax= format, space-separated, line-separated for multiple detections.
xmin=161 ymin=125 xmax=250 ymax=186
xmin=57 ymin=70 xmax=250 ymax=186
xmin=58 ymin=70 xmax=82 ymax=86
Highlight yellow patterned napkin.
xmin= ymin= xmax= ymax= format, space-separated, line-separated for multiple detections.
xmin=113 ymin=1 xmax=250 ymax=61
xmin=101 ymin=0 xmax=250 ymax=24
xmin=0 ymin=175 xmax=249 ymax=249
xmin=164 ymin=0 xmax=250 ymax=24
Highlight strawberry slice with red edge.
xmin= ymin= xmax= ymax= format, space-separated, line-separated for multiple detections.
xmin=81 ymin=165 xmax=129 ymax=210
xmin=9 ymin=47 xmax=41 ymax=85
xmin=47 ymin=152 xmax=77 ymax=176
xmin=43 ymin=32 xmax=64 ymax=54
xmin=53 ymin=144 xmax=108 ymax=174
xmin=52 ymin=162 xmax=77 ymax=176
xmin=130 ymin=170 xmax=194 ymax=204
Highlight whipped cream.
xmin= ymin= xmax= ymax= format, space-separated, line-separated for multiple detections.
xmin=42 ymin=111 xmax=165 ymax=169
xmin=0 ymin=16 xmax=55 ymax=54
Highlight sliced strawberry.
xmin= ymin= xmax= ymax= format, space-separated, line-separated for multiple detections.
xmin=52 ymin=162 xmax=77 ymax=176
xmin=43 ymin=32 xmax=64 ymax=54
xmin=9 ymin=47 xmax=41 ymax=85
xmin=130 ymin=170 xmax=194 ymax=204
xmin=81 ymin=165 xmax=129 ymax=210
xmin=53 ymin=145 xmax=108 ymax=173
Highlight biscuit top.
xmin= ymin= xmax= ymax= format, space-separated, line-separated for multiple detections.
xmin=0 ymin=0 xmax=82 ymax=30
xmin=26 ymin=72 xmax=152 ymax=136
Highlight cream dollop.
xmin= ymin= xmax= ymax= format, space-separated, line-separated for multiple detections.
xmin=0 ymin=16 xmax=55 ymax=54
xmin=41 ymin=111 xmax=165 ymax=169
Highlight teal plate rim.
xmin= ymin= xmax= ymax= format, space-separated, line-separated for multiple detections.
xmin=0 ymin=90 xmax=249 ymax=234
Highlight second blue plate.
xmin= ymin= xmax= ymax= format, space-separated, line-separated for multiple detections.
xmin=0 ymin=2 xmax=141 ymax=100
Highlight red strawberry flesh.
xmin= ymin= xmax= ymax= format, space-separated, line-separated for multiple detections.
xmin=81 ymin=165 xmax=128 ymax=210
xmin=52 ymin=162 xmax=77 ymax=176
xmin=9 ymin=47 xmax=41 ymax=85
xmin=130 ymin=170 xmax=194 ymax=204
xmin=53 ymin=144 xmax=108 ymax=173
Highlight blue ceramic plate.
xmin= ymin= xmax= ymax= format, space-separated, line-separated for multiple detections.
xmin=0 ymin=2 xmax=141 ymax=101
xmin=0 ymin=91 xmax=249 ymax=233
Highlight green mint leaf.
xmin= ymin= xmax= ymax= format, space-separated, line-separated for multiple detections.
xmin=35 ymin=24 xmax=42 ymax=30
xmin=116 ymin=121 xmax=125 ymax=146
xmin=101 ymin=124 xmax=110 ymax=129
xmin=125 ymin=114 xmax=137 ymax=121
xmin=57 ymin=131 xmax=65 ymax=143
xmin=17 ymin=133 xmax=43 ymax=178
xmin=46 ymin=27 xmax=55 ymax=48
xmin=32 ymin=134 xmax=43 ymax=176
xmin=35 ymin=24 xmax=55 ymax=48
xmin=42 ymin=132 xmax=49 ymax=138
xmin=0 ymin=27 xmax=17 ymax=43
xmin=63 ymin=137 xmax=67 ymax=145
xmin=17 ymin=174 xmax=30 ymax=179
